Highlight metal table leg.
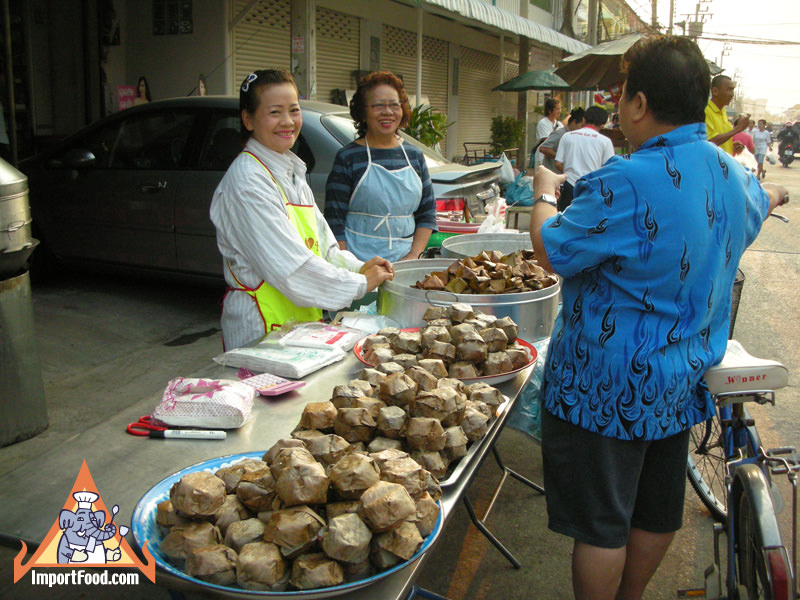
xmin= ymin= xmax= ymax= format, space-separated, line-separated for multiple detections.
xmin=405 ymin=584 xmax=453 ymax=600
xmin=460 ymin=435 xmax=546 ymax=569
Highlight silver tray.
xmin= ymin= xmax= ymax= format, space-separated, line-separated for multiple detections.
xmin=132 ymin=451 xmax=443 ymax=599
xmin=438 ymin=393 xmax=511 ymax=487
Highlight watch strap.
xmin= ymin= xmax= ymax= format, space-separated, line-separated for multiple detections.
xmin=534 ymin=193 xmax=558 ymax=208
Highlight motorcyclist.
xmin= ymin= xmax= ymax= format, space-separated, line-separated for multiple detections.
xmin=777 ymin=122 xmax=799 ymax=166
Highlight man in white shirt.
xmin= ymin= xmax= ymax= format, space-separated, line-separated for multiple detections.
xmin=533 ymin=97 xmax=562 ymax=168
xmin=554 ymin=105 xmax=615 ymax=210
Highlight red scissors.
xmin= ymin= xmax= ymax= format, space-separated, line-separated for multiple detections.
xmin=125 ymin=415 xmax=226 ymax=440
xmin=126 ymin=415 xmax=166 ymax=437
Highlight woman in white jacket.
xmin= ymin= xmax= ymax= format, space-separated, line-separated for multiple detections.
xmin=210 ymin=69 xmax=393 ymax=349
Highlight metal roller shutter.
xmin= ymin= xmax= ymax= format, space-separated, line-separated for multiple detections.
xmin=383 ymin=26 xmax=450 ymax=151
xmin=316 ymin=7 xmax=359 ymax=104
xmin=458 ymin=46 xmax=502 ymax=155
xmin=231 ymin=0 xmax=291 ymax=91
xmin=383 ymin=25 xmax=418 ymax=91
xmin=500 ymin=59 xmax=519 ymax=118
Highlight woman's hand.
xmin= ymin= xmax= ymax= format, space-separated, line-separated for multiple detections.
xmin=361 ymin=256 xmax=394 ymax=292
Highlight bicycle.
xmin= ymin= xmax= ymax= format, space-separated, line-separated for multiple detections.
xmin=686 ymin=339 xmax=795 ymax=599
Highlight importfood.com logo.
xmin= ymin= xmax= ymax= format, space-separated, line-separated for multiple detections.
xmin=12 ymin=460 xmax=155 ymax=587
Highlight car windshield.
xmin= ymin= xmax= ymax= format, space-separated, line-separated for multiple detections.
xmin=320 ymin=113 xmax=450 ymax=169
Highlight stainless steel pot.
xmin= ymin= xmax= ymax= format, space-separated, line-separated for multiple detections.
xmin=377 ymin=259 xmax=560 ymax=341
xmin=0 ymin=239 xmax=39 ymax=280
xmin=0 ymin=159 xmax=32 ymax=253
xmin=440 ymin=232 xmax=532 ymax=259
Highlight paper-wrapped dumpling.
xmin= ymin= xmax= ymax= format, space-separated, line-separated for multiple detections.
xmin=160 ymin=520 xmax=221 ymax=569
xmin=300 ymin=401 xmax=338 ymax=431
xmin=329 ymin=453 xmax=380 ymax=500
xmin=358 ymin=481 xmax=416 ymax=533
xmin=372 ymin=521 xmax=423 ymax=560
xmin=290 ymin=552 xmax=345 ymax=590
xmin=185 ymin=544 xmax=238 ymax=586
xmin=322 ymin=512 xmax=373 ymax=564
xmin=236 ymin=541 xmax=289 ymax=591
xmin=264 ymin=505 xmax=326 ymax=558
xmin=170 ymin=471 xmax=226 ymax=518
xmin=236 ymin=467 xmax=277 ymax=513
xmin=213 ymin=494 xmax=250 ymax=536
xmin=223 ymin=517 xmax=266 ymax=553
xmin=274 ymin=461 xmax=329 ymax=507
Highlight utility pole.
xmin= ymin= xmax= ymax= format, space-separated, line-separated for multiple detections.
xmin=587 ymin=0 xmax=599 ymax=44
xmin=651 ymin=0 xmax=658 ymax=29
xmin=683 ymin=0 xmax=712 ymax=42
xmin=517 ymin=0 xmax=530 ymax=169
xmin=668 ymin=0 xmax=675 ymax=35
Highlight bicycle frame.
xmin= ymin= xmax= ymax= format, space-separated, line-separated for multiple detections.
xmin=705 ymin=389 xmax=798 ymax=600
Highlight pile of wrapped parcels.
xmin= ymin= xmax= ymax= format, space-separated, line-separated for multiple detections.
xmin=157 ymin=437 xmax=441 ymax=591
xmin=412 ymin=250 xmax=558 ymax=294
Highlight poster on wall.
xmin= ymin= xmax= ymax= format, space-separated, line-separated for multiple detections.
xmin=118 ymin=85 xmax=137 ymax=111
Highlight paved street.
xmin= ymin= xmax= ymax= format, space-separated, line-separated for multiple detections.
xmin=1 ymin=161 xmax=799 ymax=599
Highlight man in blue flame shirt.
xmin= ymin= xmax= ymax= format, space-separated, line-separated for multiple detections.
xmin=528 ymin=36 xmax=789 ymax=600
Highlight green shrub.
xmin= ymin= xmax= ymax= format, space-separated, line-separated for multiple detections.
xmin=490 ymin=116 xmax=525 ymax=154
xmin=404 ymin=105 xmax=452 ymax=149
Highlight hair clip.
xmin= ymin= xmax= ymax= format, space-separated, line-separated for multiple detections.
xmin=241 ymin=73 xmax=258 ymax=93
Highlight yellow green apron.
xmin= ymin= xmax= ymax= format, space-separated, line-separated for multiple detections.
xmin=227 ymin=151 xmax=323 ymax=334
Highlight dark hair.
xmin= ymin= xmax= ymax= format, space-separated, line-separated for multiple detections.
xmin=544 ymin=97 xmax=560 ymax=116
xmin=349 ymin=71 xmax=411 ymax=138
xmin=622 ymin=35 xmax=710 ymax=126
xmin=584 ymin=105 xmax=608 ymax=127
xmin=238 ymin=69 xmax=298 ymax=138
xmin=137 ymin=76 xmax=151 ymax=102
xmin=710 ymin=74 xmax=731 ymax=90
xmin=567 ymin=107 xmax=585 ymax=125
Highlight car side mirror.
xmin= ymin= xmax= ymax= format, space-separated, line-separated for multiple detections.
xmin=47 ymin=148 xmax=96 ymax=169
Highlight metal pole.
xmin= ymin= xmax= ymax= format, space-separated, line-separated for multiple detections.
xmin=668 ymin=0 xmax=675 ymax=35
xmin=416 ymin=1 xmax=422 ymax=107
xmin=2 ymin=0 xmax=16 ymax=165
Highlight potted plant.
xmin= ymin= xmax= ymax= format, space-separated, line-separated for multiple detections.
xmin=490 ymin=116 xmax=525 ymax=155
xmin=404 ymin=105 xmax=452 ymax=151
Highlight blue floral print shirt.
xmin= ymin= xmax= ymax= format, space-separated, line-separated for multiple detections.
xmin=540 ymin=123 xmax=770 ymax=441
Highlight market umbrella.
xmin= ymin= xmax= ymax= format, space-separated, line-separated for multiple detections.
xmin=554 ymin=33 xmax=644 ymax=90
xmin=492 ymin=69 xmax=574 ymax=92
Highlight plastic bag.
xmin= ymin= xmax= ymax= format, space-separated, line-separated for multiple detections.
xmin=477 ymin=198 xmax=507 ymax=233
xmin=498 ymin=152 xmax=515 ymax=185
xmin=766 ymin=150 xmax=778 ymax=165
xmin=152 ymin=377 xmax=256 ymax=429
xmin=504 ymin=173 xmax=535 ymax=207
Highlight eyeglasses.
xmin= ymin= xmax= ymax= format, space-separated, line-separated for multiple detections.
xmin=369 ymin=102 xmax=402 ymax=112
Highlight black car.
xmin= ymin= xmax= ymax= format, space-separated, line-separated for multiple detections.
xmin=22 ymin=96 xmax=501 ymax=281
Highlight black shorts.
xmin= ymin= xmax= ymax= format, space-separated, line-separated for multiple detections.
xmin=541 ymin=410 xmax=691 ymax=548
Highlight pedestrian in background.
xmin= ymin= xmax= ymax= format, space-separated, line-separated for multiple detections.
xmin=705 ymin=74 xmax=749 ymax=154
xmin=532 ymin=97 xmax=563 ymax=167
xmin=536 ymin=107 xmax=585 ymax=173
xmin=554 ymin=105 xmax=614 ymax=210
xmin=752 ymin=118 xmax=773 ymax=180
xmin=529 ymin=35 xmax=788 ymax=600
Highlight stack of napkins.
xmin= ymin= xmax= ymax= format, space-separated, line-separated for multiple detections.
xmin=278 ymin=322 xmax=364 ymax=352
xmin=214 ymin=340 xmax=344 ymax=379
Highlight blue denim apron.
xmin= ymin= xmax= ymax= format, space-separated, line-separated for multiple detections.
xmin=344 ymin=141 xmax=423 ymax=262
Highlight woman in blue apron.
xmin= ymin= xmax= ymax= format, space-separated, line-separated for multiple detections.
xmin=325 ymin=71 xmax=437 ymax=263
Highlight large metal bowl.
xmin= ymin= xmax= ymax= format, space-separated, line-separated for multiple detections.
xmin=377 ymin=258 xmax=560 ymax=341
xmin=440 ymin=232 xmax=532 ymax=259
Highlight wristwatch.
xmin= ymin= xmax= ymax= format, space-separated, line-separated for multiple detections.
xmin=533 ymin=193 xmax=558 ymax=208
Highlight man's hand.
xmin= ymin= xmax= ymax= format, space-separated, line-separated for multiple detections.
xmin=762 ymin=182 xmax=789 ymax=215
xmin=533 ymin=166 xmax=568 ymax=199
xmin=361 ymin=257 xmax=394 ymax=292
xmin=733 ymin=114 xmax=752 ymax=134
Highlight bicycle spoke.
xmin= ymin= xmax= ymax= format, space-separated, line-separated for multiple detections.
xmin=688 ymin=417 xmax=729 ymax=520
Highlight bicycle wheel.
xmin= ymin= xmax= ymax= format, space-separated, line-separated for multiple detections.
xmin=687 ymin=415 xmax=728 ymax=521
xmin=733 ymin=464 xmax=792 ymax=600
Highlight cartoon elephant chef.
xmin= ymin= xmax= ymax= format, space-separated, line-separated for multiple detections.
xmin=57 ymin=491 xmax=122 ymax=564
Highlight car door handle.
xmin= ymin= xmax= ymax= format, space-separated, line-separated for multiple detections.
xmin=141 ymin=180 xmax=168 ymax=193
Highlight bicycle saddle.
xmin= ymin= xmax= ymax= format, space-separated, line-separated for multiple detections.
xmin=704 ymin=339 xmax=788 ymax=395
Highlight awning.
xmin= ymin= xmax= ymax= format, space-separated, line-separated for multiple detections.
xmin=425 ymin=0 xmax=591 ymax=55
